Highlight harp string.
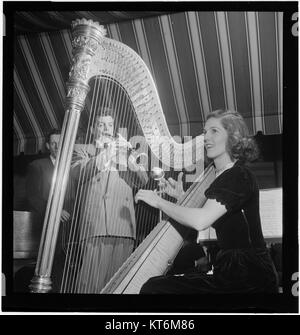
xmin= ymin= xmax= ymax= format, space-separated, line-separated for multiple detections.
xmin=61 ymin=44 xmax=181 ymax=293
xmin=87 ymin=74 xmax=118 ymax=293
xmin=82 ymin=74 xmax=115 ymax=294
xmin=90 ymin=51 xmax=134 ymax=292
xmin=59 ymin=28 xmax=207 ymax=293
xmin=81 ymin=76 xmax=104 ymax=294
xmin=77 ymin=75 xmax=105 ymax=294
xmin=73 ymin=62 xmax=127 ymax=293
xmin=129 ymin=61 xmax=156 ymax=246
xmin=60 ymin=73 xmax=101 ymax=292
xmin=63 ymin=72 xmax=107 ymax=292
xmin=60 ymin=78 xmax=92 ymax=292
xmin=123 ymin=62 xmax=153 ymax=250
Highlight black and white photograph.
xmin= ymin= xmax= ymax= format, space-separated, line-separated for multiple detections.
xmin=1 ymin=1 xmax=298 ymax=315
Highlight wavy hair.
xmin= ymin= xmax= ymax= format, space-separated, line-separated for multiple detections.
xmin=205 ymin=109 xmax=259 ymax=162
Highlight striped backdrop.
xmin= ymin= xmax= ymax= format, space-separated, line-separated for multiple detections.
xmin=13 ymin=11 xmax=283 ymax=155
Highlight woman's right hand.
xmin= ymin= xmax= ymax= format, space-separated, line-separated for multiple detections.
xmin=162 ymin=172 xmax=185 ymax=200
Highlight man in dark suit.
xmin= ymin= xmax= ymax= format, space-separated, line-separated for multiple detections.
xmin=26 ymin=129 xmax=70 ymax=225
xmin=18 ymin=129 xmax=71 ymax=292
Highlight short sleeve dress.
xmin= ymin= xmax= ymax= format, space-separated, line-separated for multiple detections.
xmin=140 ymin=160 xmax=279 ymax=294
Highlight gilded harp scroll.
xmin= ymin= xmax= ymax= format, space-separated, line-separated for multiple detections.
xmin=30 ymin=19 xmax=206 ymax=294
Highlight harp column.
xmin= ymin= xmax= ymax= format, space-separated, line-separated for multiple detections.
xmin=30 ymin=19 xmax=106 ymax=293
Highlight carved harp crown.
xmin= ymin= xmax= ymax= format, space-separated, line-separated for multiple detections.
xmin=30 ymin=19 xmax=210 ymax=294
xmin=68 ymin=18 xmax=204 ymax=168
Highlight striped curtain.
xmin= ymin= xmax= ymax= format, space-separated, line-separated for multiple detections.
xmin=13 ymin=11 xmax=283 ymax=155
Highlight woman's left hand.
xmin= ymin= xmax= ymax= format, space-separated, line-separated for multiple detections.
xmin=135 ymin=190 xmax=161 ymax=209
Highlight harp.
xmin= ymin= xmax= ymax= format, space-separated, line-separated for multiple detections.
xmin=101 ymin=165 xmax=215 ymax=294
xmin=29 ymin=19 xmax=211 ymax=294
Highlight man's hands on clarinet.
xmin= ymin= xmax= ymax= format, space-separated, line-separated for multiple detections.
xmin=95 ymin=133 xmax=135 ymax=170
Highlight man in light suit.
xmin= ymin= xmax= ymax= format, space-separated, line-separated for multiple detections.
xmin=74 ymin=107 xmax=148 ymax=293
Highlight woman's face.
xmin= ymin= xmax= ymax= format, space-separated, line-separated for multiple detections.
xmin=204 ymin=117 xmax=229 ymax=161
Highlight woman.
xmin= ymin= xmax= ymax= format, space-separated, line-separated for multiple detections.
xmin=135 ymin=110 xmax=279 ymax=294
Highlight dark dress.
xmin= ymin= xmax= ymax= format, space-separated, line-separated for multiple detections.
xmin=140 ymin=161 xmax=279 ymax=294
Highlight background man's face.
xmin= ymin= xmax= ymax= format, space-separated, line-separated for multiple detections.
xmin=47 ymin=134 xmax=61 ymax=159
xmin=94 ymin=115 xmax=114 ymax=139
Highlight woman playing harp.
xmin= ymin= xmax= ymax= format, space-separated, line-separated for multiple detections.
xmin=136 ymin=110 xmax=279 ymax=294
xmin=30 ymin=18 xmax=205 ymax=294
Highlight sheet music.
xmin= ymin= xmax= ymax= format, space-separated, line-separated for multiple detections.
xmin=197 ymin=188 xmax=282 ymax=242
xmin=259 ymin=188 xmax=282 ymax=238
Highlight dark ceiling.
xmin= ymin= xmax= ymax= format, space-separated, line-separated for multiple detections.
xmin=12 ymin=11 xmax=172 ymax=35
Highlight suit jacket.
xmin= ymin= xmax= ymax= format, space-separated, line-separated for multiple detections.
xmin=72 ymin=144 xmax=148 ymax=239
xmin=26 ymin=156 xmax=76 ymax=291
xmin=26 ymin=157 xmax=75 ymax=247
xmin=26 ymin=157 xmax=54 ymax=220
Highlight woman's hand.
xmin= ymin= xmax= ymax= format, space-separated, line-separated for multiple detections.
xmin=135 ymin=190 xmax=161 ymax=209
xmin=162 ymin=172 xmax=185 ymax=200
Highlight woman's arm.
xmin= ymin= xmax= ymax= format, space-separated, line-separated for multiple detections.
xmin=135 ymin=190 xmax=227 ymax=231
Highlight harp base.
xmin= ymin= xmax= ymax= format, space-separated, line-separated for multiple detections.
xmin=29 ymin=275 xmax=52 ymax=293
